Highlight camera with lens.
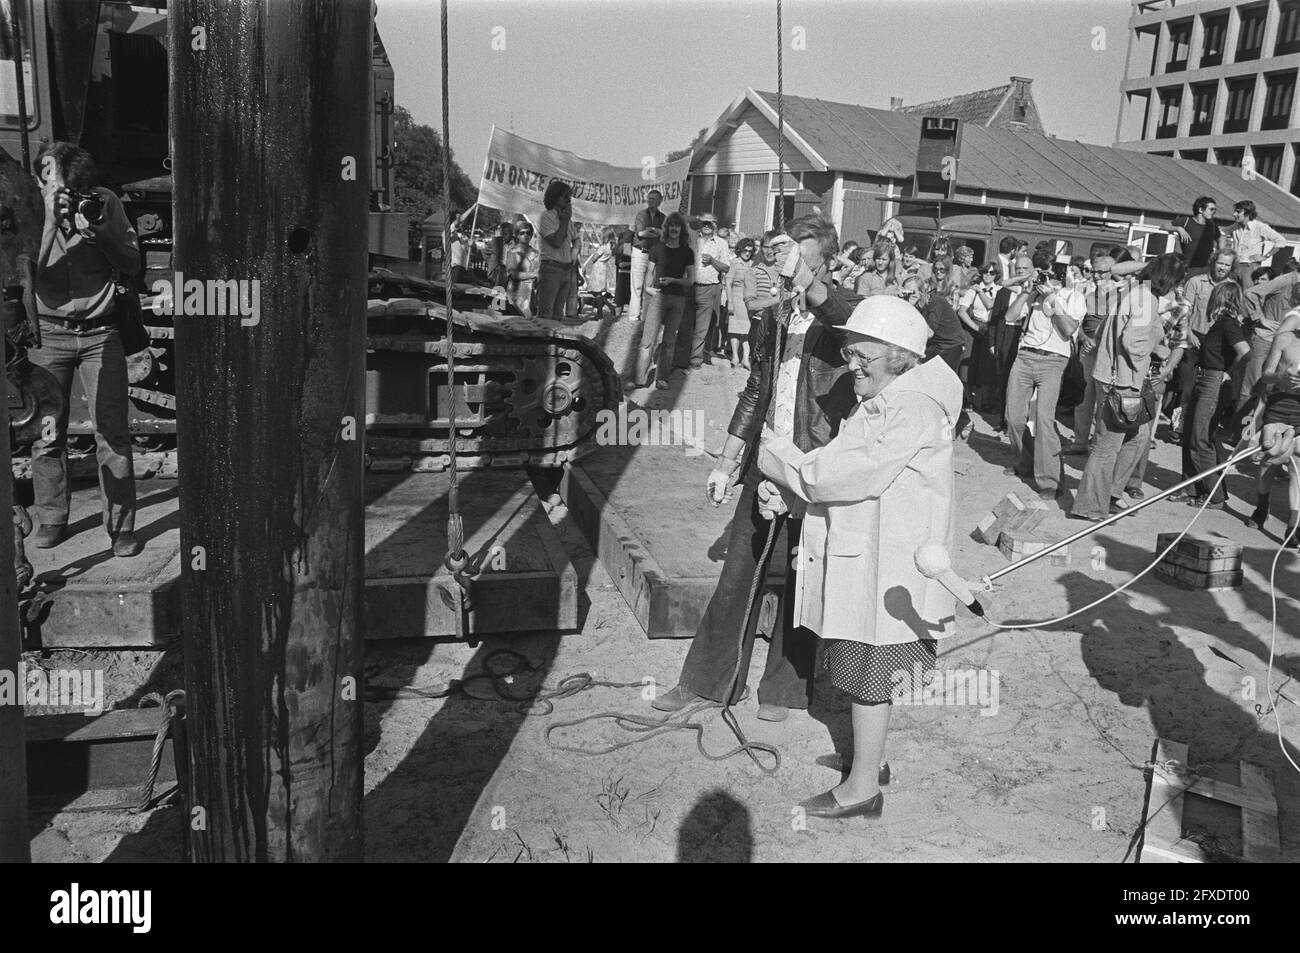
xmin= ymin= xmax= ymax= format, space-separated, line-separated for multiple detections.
xmin=60 ymin=190 xmax=105 ymax=229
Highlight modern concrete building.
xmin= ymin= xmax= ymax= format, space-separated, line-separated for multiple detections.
xmin=1115 ymin=0 xmax=1300 ymax=198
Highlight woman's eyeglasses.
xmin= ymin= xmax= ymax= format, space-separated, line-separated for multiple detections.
xmin=840 ymin=346 xmax=886 ymax=368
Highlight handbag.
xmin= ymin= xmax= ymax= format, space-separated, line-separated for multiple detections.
xmin=1101 ymin=304 xmax=1157 ymax=430
xmin=112 ymin=274 xmax=151 ymax=356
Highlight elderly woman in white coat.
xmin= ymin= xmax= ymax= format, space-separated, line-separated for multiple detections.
xmin=758 ymin=295 xmax=964 ymax=819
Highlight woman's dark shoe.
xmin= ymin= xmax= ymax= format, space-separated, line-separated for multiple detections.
xmin=814 ymin=756 xmax=890 ymax=786
xmin=800 ymin=788 xmax=884 ymax=819
xmin=1126 ymin=487 xmax=1146 ymax=501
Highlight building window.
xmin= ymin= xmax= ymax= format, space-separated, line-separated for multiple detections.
xmin=1253 ymin=145 xmax=1284 ymax=183
xmin=1181 ymin=149 xmax=1208 ymax=162
xmin=689 ymin=175 xmax=716 ymax=216
xmin=1263 ymin=73 xmax=1297 ymax=131
xmin=1277 ymin=0 xmax=1300 ymax=57
xmin=1189 ymin=83 xmax=1216 ymax=136
xmin=1216 ymin=147 xmax=1244 ymax=168
xmin=1166 ymin=19 xmax=1192 ymax=71
xmin=1236 ymin=4 xmax=1268 ymax=62
xmin=713 ymin=174 xmax=740 ymax=226
xmin=1156 ymin=87 xmax=1181 ymax=138
xmin=1292 ymin=145 xmax=1300 ymax=198
xmin=1201 ymin=12 xmax=1228 ymax=67
xmin=1223 ymin=78 xmax=1255 ymax=134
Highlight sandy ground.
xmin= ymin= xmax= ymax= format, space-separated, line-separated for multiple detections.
xmin=25 ymin=335 xmax=1300 ymax=863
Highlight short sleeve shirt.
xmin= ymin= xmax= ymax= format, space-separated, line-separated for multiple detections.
xmin=539 ymin=209 xmax=576 ymax=264
xmin=648 ymin=242 xmax=693 ymax=296
xmin=1198 ymin=315 xmax=1246 ymax=372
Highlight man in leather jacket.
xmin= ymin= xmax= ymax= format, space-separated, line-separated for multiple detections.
xmin=652 ymin=216 xmax=858 ymax=721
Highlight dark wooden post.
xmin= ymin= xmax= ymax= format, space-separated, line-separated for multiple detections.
xmin=171 ymin=0 xmax=368 ymax=862
xmin=0 ymin=431 xmax=28 ymax=863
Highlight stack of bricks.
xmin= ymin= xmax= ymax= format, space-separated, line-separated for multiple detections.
xmin=1154 ymin=534 xmax=1244 ymax=591
xmin=971 ymin=493 xmax=1052 ymax=561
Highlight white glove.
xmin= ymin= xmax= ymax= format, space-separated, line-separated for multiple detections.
xmin=756 ymin=479 xmax=788 ymax=520
xmin=706 ymin=468 xmax=733 ymax=506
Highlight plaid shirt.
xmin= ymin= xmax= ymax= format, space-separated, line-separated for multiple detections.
xmin=1149 ymin=293 xmax=1191 ymax=376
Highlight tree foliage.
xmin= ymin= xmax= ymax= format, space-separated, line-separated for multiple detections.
xmin=666 ymin=127 xmax=708 ymax=163
xmin=392 ymin=105 xmax=478 ymax=229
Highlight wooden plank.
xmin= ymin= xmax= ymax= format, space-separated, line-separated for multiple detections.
xmin=26 ymin=470 xmax=577 ymax=645
xmin=24 ymin=708 xmax=174 ymax=811
xmin=26 ymin=482 xmax=182 ymax=648
xmin=1142 ymin=739 xmax=1202 ymax=863
xmin=364 ymin=472 xmax=577 ymax=638
xmin=562 ymin=440 xmax=785 ymax=639
xmin=1141 ymin=739 xmax=1282 ymax=864
xmin=1239 ymin=763 xmax=1283 ymax=863
xmin=22 ymin=708 xmax=163 ymax=744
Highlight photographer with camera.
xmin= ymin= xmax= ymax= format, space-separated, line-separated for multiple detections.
xmin=1003 ymin=248 xmax=1085 ymax=501
xmin=29 ymin=142 xmax=141 ymax=557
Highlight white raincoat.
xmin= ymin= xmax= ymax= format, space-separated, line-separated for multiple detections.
xmin=758 ymin=356 xmax=963 ymax=646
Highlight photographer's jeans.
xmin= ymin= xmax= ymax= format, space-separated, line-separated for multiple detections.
xmin=1005 ymin=350 xmax=1067 ymax=491
xmin=29 ymin=320 xmax=136 ymax=535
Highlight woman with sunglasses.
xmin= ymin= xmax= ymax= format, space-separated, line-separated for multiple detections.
xmin=726 ymin=238 xmax=757 ymax=368
xmin=506 ymin=222 xmax=539 ymax=317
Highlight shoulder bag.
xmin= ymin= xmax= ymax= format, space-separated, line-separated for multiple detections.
xmin=112 ymin=273 xmax=151 ymax=356
xmin=1102 ymin=302 xmax=1158 ymax=431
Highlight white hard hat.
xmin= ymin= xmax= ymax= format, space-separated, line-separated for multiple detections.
xmin=836 ymin=295 xmax=931 ymax=357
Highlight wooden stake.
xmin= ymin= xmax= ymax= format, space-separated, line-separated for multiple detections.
xmin=171 ymin=0 xmax=368 ymax=862
xmin=0 ymin=429 xmax=29 ymax=862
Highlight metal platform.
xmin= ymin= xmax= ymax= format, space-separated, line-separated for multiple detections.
xmin=561 ymin=443 xmax=784 ymax=639
xmin=23 ymin=471 xmax=577 ymax=647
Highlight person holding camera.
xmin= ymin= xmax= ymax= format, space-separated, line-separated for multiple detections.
xmin=29 ymin=142 xmax=142 ymax=556
xmin=1003 ymin=249 xmax=1085 ymax=501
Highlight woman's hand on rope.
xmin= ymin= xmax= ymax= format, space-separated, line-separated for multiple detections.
xmin=756 ymin=479 xmax=789 ymax=520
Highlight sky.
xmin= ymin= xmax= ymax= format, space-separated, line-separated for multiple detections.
xmin=377 ymin=0 xmax=1137 ymax=182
